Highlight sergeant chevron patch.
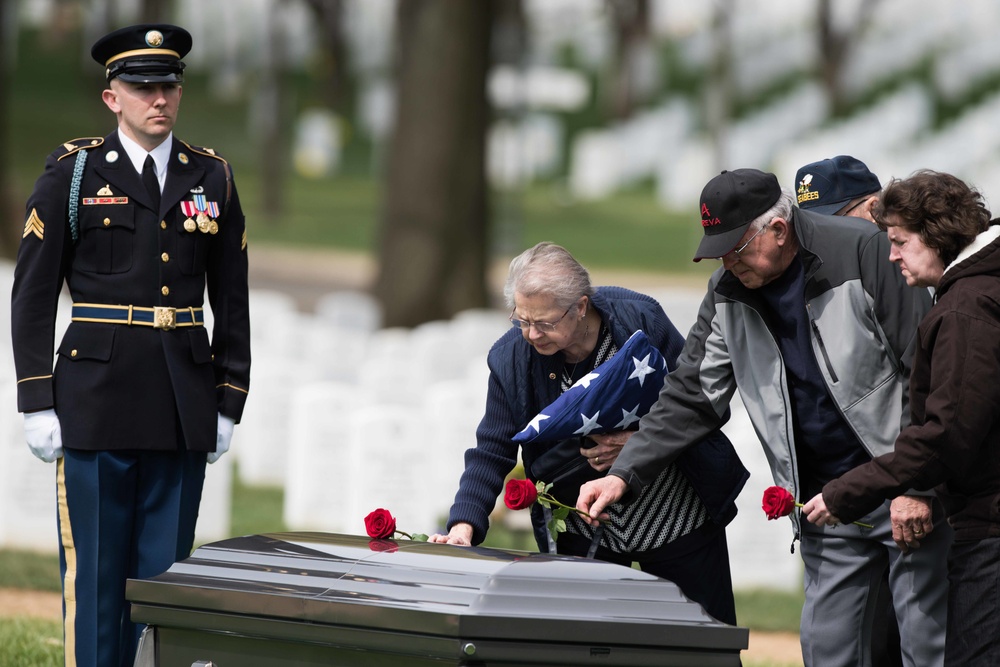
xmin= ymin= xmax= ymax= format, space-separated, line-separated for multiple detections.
xmin=22 ymin=208 xmax=44 ymax=240
xmin=241 ymin=229 xmax=247 ymax=251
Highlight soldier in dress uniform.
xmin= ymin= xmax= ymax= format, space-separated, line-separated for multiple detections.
xmin=10 ymin=23 xmax=251 ymax=667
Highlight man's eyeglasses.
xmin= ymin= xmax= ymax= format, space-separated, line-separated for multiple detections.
xmin=836 ymin=198 xmax=866 ymax=217
xmin=724 ymin=223 xmax=769 ymax=260
xmin=509 ymin=307 xmax=570 ymax=333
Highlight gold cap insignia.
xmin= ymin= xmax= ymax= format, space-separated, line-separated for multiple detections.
xmin=145 ymin=30 xmax=164 ymax=48
xmin=23 ymin=208 xmax=44 ymax=240
xmin=797 ymin=173 xmax=819 ymax=205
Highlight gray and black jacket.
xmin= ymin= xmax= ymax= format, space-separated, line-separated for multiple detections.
xmin=610 ymin=208 xmax=932 ymax=533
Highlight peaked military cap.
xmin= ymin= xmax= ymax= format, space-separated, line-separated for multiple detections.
xmin=91 ymin=24 xmax=192 ymax=83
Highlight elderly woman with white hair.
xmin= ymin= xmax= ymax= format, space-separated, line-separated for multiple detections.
xmin=430 ymin=242 xmax=748 ymax=625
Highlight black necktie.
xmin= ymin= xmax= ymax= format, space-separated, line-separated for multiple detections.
xmin=142 ymin=154 xmax=161 ymax=212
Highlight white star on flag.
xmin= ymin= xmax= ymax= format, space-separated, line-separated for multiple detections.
xmin=519 ymin=413 xmax=550 ymax=435
xmin=628 ymin=353 xmax=657 ymax=386
xmin=573 ymin=372 xmax=601 ymax=389
xmin=573 ymin=411 xmax=601 ymax=436
xmin=615 ymin=404 xmax=641 ymax=429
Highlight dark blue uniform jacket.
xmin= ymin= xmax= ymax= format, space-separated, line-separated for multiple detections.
xmin=11 ymin=131 xmax=251 ymax=452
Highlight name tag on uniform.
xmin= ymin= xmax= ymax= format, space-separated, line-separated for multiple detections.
xmin=83 ymin=197 xmax=129 ymax=205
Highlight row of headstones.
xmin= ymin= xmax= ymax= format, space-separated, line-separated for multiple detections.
xmin=571 ymin=23 xmax=1000 ymax=210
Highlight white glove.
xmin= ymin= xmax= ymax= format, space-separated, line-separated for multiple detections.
xmin=208 ymin=414 xmax=235 ymax=464
xmin=24 ymin=409 xmax=63 ymax=463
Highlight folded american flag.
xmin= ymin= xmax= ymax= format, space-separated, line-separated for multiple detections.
xmin=513 ymin=330 xmax=667 ymax=444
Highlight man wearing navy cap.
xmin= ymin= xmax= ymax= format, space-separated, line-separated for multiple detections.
xmin=795 ymin=154 xmax=911 ymax=667
xmin=10 ymin=24 xmax=251 ymax=667
xmin=578 ymin=169 xmax=950 ymax=667
xmin=795 ymin=155 xmax=883 ymax=221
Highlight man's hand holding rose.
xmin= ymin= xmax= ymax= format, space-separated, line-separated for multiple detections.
xmin=576 ymin=475 xmax=626 ymax=525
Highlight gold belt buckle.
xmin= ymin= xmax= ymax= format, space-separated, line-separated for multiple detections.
xmin=153 ymin=306 xmax=177 ymax=330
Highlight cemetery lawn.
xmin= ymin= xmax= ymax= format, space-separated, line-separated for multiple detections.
xmin=238 ymin=175 xmax=719 ymax=280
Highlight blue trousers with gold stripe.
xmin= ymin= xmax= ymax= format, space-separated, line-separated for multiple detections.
xmin=57 ymin=449 xmax=206 ymax=667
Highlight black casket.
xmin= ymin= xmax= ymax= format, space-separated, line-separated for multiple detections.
xmin=127 ymin=532 xmax=748 ymax=666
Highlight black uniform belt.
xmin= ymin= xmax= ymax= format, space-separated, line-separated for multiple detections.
xmin=71 ymin=303 xmax=204 ymax=330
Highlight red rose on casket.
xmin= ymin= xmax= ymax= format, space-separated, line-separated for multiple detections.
xmin=364 ymin=508 xmax=397 ymax=538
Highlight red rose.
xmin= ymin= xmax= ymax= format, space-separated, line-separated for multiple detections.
xmin=762 ymin=486 xmax=797 ymax=520
xmin=504 ymin=478 xmax=539 ymax=510
xmin=364 ymin=508 xmax=397 ymax=538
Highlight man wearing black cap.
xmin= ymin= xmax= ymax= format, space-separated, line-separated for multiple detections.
xmin=10 ymin=24 xmax=251 ymax=667
xmin=577 ymin=169 xmax=949 ymax=667
xmin=795 ymin=155 xmax=883 ymax=222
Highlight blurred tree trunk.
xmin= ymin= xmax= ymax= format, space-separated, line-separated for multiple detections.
xmin=706 ymin=0 xmax=733 ymax=171
xmin=0 ymin=0 xmax=17 ymax=259
xmin=303 ymin=0 xmax=351 ymax=117
xmin=259 ymin=0 xmax=293 ymax=221
xmin=817 ymin=0 xmax=881 ymax=116
xmin=374 ymin=0 xmax=492 ymax=327
xmin=139 ymin=0 xmax=173 ymax=24
xmin=606 ymin=0 xmax=650 ymax=121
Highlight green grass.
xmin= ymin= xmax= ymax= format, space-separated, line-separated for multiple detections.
xmin=735 ymin=588 xmax=805 ymax=632
xmin=225 ymin=471 xmax=287 ymax=539
xmin=0 ymin=550 xmax=61 ymax=593
xmin=0 ymin=617 xmax=62 ymax=667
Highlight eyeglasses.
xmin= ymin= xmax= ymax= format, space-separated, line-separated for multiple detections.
xmin=509 ymin=307 xmax=571 ymax=333
xmin=725 ymin=223 xmax=769 ymax=260
xmin=837 ymin=199 xmax=866 ymax=217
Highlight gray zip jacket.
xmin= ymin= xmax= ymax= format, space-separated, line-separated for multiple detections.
xmin=610 ymin=209 xmax=932 ymax=532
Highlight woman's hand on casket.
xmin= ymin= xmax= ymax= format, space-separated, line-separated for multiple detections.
xmin=428 ymin=522 xmax=473 ymax=546
xmin=581 ymin=431 xmax=632 ymax=471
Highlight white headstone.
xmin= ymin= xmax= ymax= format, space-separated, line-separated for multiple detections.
xmin=195 ymin=450 xmax=233 ymax=545
xmin=313 ymin=290 xmax=383 ymax=333
xmin=343 ymin=404 xmax=441 ymax=537
xmin=0 ymin=384 xmax=58 ymax=552
xmin=232 ymin=358 xmax=318 ymax=486
xmin=283 ymin=381 xmax=373 ymax=532
xmin=420 ymin=378 xmax=485 ymax=530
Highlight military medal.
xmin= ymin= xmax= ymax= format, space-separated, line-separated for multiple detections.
xmin=194 ymin=194 xmax=220 ymax=234
xmin=181 ymin=195 xmax=220 ymax=234
xmin=180 ymin=201 xmax=199 ymax=232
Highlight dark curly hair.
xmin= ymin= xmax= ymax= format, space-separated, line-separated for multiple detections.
xmin=873 ymin=170 xmax=991 ymax=267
